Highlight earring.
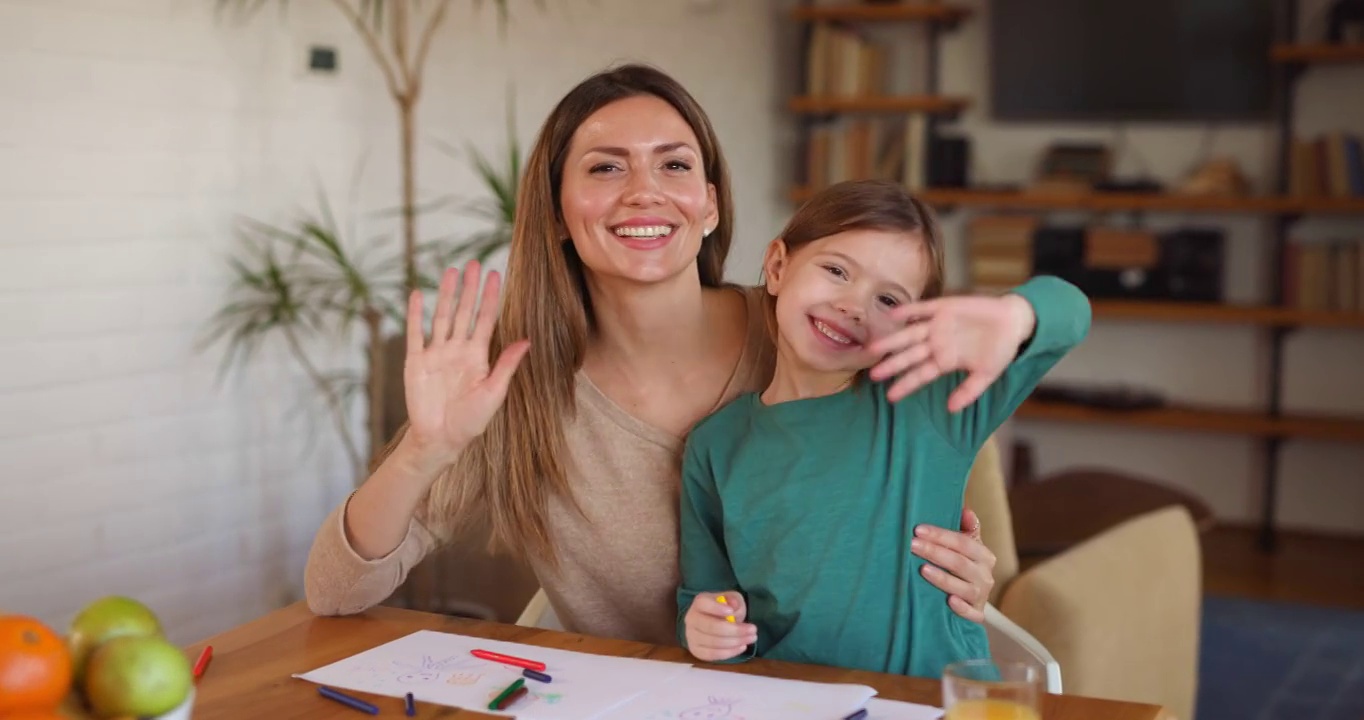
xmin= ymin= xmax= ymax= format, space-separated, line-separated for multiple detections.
xmin=703 ymin=227 xmax=714 ymax=238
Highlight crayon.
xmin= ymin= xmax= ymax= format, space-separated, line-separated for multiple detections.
xmin=472 ymin=648 xmax=547 ymax=672
xmin=487 ymin=677 xmax=526 ymax=710
xmin=318 ymin=686 xmax=380 ymax=715
xmin=842 ymin=709 xmax=869 ymax=720
xmin=496 ymin=685 xmax=530 ymax=711
xmin=522 ymin=668 xmax=553 ymax=683
xmin=405 ymin=691 xmax=416 ymax=716
xmin=192 ymin=645 xmax=213 ymax=680
xmin=717 ymin=595 xmax=735 ymax=623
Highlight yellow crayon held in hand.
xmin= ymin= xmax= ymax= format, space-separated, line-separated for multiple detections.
xmin=717 ymin=594 xmax=735 ymax=623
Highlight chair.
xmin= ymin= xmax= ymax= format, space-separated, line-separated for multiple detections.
xmin=984 ymin=603 xmax=1062 ymax=694
xmin=965 ymin=435 xmax=1203 ymax=720
xmin=515 ymin=588 xmax=562 ymax=630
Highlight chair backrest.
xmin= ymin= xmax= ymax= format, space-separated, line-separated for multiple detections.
xmin=515 ymin=588 xmax=563 ymax=631
xmin=997 ymin=506 xmax=1201 ymax=720
xmin=984 ymin=603 xmax=1063 ymax=694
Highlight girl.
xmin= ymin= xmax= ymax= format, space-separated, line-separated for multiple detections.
xmin=677 ymin=179 xmax=1091 ymax=677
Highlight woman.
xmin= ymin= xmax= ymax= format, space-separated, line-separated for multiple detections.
xmin=303 ymin=63 xmax=998 ymax=647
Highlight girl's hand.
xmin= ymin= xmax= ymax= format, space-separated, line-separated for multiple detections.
xmin=400 ymin=261 xmax=530 ymax=471
xmin=912 ymin=508 xmax=997 ymax=623
xmin=684 ymin=592 xmax=758 ymax=662
xmin=867 ymin=294 xmax=1037 ymax=408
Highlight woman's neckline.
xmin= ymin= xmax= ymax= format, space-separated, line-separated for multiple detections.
xmin=576 ymin=285 xmax=754 ymax=448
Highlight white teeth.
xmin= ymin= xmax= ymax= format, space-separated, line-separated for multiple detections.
xmin=614 ymin=225 xmax=673 ymax=238
xmin=814 ymin=319 xmax=853 ymax=344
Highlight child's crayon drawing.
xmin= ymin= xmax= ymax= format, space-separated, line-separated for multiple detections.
xmin=677 ymin=696 xmax=745 ymax=720
xmin=392 ymin=655 xmax=468 ymax=684
xmin=295 ymin=629 xmax=694 ymax=720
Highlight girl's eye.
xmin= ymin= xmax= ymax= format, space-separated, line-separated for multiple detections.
xmin=822 ymin=264 xmax=847 ymax=279
xmin=878 ymin=294 xmax=900 ymax=308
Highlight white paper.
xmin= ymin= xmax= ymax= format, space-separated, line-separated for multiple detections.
xmin=862 ymin=697 xmax=944 ymax=720
xmin=597 ymin=667 xmax=876 ymax=720
xmin=293 ymin=629 xmax=690 ymax=719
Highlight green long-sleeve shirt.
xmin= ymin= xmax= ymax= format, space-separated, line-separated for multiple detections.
xmin=677 ymin=276 xmax=1091 ymax=678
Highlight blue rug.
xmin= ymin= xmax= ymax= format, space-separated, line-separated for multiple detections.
xmin=1198 ymin=595 xmax=1364 ymax=720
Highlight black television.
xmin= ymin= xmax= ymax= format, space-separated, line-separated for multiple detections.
xmin=989 ymin=0 xmax=1276 ymax=122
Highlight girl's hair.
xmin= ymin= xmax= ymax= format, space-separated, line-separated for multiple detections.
xmin=388 ymin=63 xmax=735 ymax=565
xmin=763 ymin=179 xmax=946 ymax=336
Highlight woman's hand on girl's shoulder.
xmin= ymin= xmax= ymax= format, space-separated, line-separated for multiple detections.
xmin=866 ymin=294 xmax=1036 ymax=408
xmin=401 ymin=261 xmax=530 ymax=470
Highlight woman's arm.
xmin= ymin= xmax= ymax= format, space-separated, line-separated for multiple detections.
xmin=304 ymin=261 xmax=529 ymax=615
xmin=302 ymin=430 xmax=446 ymax=616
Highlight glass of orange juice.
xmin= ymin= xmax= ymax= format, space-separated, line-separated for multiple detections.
xmin=941 ymin=659 xmax=1044 ymax=720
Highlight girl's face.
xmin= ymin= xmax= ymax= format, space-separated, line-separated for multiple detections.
xmin=559 ymin=95 xmax=719 ymax=287
xmin=763 ymin=228 xmax=929 ymax=375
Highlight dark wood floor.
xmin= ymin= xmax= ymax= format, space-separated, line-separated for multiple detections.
xmin=1202 ymin=524 xmax=1364 ymax=611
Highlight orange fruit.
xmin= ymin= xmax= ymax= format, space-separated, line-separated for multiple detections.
xmin=0 ymin=615 xmax=73 ymax=714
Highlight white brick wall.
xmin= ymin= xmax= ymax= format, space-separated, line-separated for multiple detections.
xmin=0 ymin=0 xmax=785 ymax=644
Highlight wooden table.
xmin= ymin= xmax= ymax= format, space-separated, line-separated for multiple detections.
xmin=185 ymin=602 xmax=1170 ymax=719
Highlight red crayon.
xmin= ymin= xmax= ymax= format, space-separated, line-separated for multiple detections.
xmin=471 ymin=648 xmax=546 ymax=672
xmin=193 ymin=645 xmax=213 ymax=680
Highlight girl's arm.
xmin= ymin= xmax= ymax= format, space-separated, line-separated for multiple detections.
xmin=869 ymin=275 xmax=1092 ymax=453
xmin=677 ymin=441 xmax=760 ymax=662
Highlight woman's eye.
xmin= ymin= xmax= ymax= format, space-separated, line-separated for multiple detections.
xmin=590 ymin=163 xmax=620 ymax=174
xmin=664 ymin=160 xmax=692 ymax=171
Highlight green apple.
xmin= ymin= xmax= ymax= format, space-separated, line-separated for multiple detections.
xmin=67 ymin=596 xmax=163 ymax=682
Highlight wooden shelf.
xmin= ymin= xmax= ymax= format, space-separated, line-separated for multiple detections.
xmin=788 ymin=186 xmax=1364 ymax=214
xmin=1090 ymin=301 xmax=1364 ymax=329
xmin=1271 ymin=43 xmax=1364 ymax=65
xmin=788 ymin=95 xmax=970 ymax=115
xmin=791 ymin=3 xmax=971 ymax=23
xmin=1015 ymin=399 xmax=1364 ymax=444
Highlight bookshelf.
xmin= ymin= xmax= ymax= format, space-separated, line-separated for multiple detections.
xmin=786 ymin=0 xmax=1364 ymax=550
xmin=1015 ymin=401 xmax=1364 ymax=445
xmin=790 ymin=186 xmax=1364 ymax=213
xmin=1271 ymin=43 xmax=1364 ymax=64
xmin=791 ymin=3 xmax=972 ymax=24
xmin=788 ymin=95 xmax=970 ymax=115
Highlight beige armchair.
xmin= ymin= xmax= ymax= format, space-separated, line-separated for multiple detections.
xmin=966 ymin=437 xmax=1203 ymax=720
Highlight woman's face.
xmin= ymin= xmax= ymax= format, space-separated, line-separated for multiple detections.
xmin=559 ymin=95 xmax=719 ymax=286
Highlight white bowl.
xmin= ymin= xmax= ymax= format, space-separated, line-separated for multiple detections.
xmin=150 ymin=687 xmax=195 ymax=720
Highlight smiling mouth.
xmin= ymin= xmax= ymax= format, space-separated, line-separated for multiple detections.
xmin=809 ymin=317 xmax=862 ymax=348
xmin=613 ymin=225 xmax=675 ymax=240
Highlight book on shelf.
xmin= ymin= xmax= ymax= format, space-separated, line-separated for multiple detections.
xmin=804 ymin=21 xmax=887 ymax=98
xmin=797 ymin=15 xmax=931 ymax=192
xmin=1282 ymin=238 xmax=1364 ymax=312
xmin=1288 ymin=131 xmax=1364 ymax=198
xmin=803 ymin=114 xmax=928 ymax=191
xmin=966 ymin=214 xmax=1036 ymax=294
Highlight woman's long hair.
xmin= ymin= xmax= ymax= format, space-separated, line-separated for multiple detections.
xmin=399 ymin=64 xmax=735 ymax=565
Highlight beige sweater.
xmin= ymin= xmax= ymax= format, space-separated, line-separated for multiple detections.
xmin=303 ymin=286 xmax=774 ymax=646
